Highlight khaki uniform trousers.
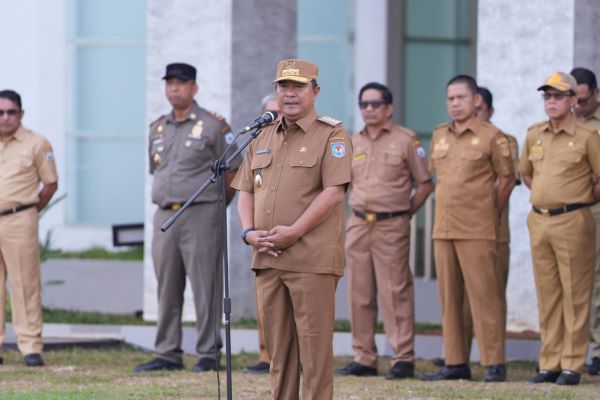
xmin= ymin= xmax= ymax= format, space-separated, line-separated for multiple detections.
xmin=152 ymin=203 xmax=223 ymax=364
xmin=0 ymin=207 xmax=43 ymax=355
xmin=255 ymin=288 xmax=270 ymax=363
xmin=527 ymin=208 xmax=595 ymax=373
xmin=345 ymin=213 xmax=415 ymax=367
xmin=434 ymin=239 xmax=505 ymax=366
xmin=590 ymin=203 xmax=600 ymax=358
xmin=256 ymin=268 xmax=337 ymax=400
xmin=460 ymin=240 xmax=510 ymax=361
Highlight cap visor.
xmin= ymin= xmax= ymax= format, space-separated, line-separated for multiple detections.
xmin=273 ymin=76 xmax=310 ymax=84
xmin=162 ymin=74 xmax=193 ymax=81
xmin=537 ymin=84 xmax=570 ymax=92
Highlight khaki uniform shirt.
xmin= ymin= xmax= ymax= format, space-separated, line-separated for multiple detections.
xmin=0 ymin=126 xmax=58 ymax=209
xmin=498 ymin=132 xmax=520 ymax=244
xmin=149 ymin=102 xmax=240 ymax=207
xmin=430 ymin=117 xmax=514 ymax=240
xmin=582 ymin=106 xmax=600 ymax=133
xmin=519 ymin=115 xmax=600 ymax=208
xmin=349 ymin=122 xmax=431 ymax=212
xmin=231 ymin=109 xmax=352 ymax=276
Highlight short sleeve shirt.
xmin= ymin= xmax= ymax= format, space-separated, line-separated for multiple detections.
xmin=519 ymin=115 xmax=600 ymax=208
xmin=149 ymin=102 xmax=240 ymax=207
xmin=231 ymin=109 xmax=352 ymax=276
xmin=498 ymin=133 xmax=519 ymax=243
xmin=582 ymin=106 xmax=600 ymax=133
xmin=430 ymin=117 xmax=514 ymax=240
xmin=0 ymin=126 xmax=58 ymax=209
xmin=349 ymin=122 xmax=431 ymax=212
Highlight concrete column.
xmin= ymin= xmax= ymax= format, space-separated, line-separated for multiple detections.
xmin=477 ymin=0 xmax=575 ymax=331
xmin=574 ymin=0 xmax=600 ymax=72
xmin=143 ymin=0 xmax=296 ymax=321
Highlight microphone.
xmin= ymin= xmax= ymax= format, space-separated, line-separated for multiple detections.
xmin=243 ymin=111 xmax=278 ymax=133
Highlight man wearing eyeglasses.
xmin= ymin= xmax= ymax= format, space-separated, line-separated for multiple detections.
xmin=521 ymin=72 xmax=600 ymax=385
xmin=336 ymin=82 xmax=432 ymax=380
xmin=0 ymin=89 xmax=58 ymax=368
xmin=570 ymin=67 xmax=600 ymax=376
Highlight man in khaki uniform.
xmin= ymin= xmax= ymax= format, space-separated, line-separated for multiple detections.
xmin=232 ymin=59 xmax=352 ymax=400
xmin=134 ymin=63 xmax=240 ymax=373
xmin=0 ymin=90 xmax=58 ymax=367
xmin=457 ymin=86 xmax=520 ymax=362
xmin=570 ymin=67 xmax=600 ymax=376
xmin=422 ymin=75 xmax=515 ymax=383
xmin=336 ymin=82 xmax=432 ymax=380
xmin=244 ymin=93 xmax=279 ymax=375
xmin=522 ymin=72 xmax=600 ymax=385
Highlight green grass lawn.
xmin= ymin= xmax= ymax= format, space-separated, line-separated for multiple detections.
xmin=0 ymin=348 xmax=598 ymax=399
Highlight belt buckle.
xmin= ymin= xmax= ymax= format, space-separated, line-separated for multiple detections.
xmin=170 ymin=203 xmax=182 ymax=211
xmin=365 ymin=212 xmax=377 ymax=222
xmin=539 ymin=207 xmax=550 ymax=216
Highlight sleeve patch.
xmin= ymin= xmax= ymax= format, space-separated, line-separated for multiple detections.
xmin=45 ymin=152 xmax=55 ymax=162
xmin=331 ymin=142 xmax=346 ymax=158
xmin=225 ymin=132 xmax=235 ymax=144
xmin=416 ymin=146 xmax=426 ymax=159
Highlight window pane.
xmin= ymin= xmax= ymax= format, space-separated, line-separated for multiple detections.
xmin=405 ymin=0 xmax=472 ymax=40
xmin=68 ymin=138 xmax=145 ymax=225
xmin=298 ymin=0 xmax=349 ymax=36
xmin=75 ymin=47 xmax=146 ymax=135
xmin=75 ymin=0 xmax=146 ymax=38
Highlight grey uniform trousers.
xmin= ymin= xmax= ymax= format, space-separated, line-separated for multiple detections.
xmin=152 ymin=203 xmax=223 ymax=364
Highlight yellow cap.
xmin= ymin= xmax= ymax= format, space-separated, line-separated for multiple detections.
xmin=537 ymin=72 xmax=578 ymax=93
xmin=273 ymin=59 xmax=319 ymax=84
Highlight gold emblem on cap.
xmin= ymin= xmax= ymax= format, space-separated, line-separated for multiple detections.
xmin=254 ymin=171 xmax=263 ymax=188
xmin=153 ymin=153 xmax=162 ymax=166
xmin=192 ymin=121 xmax=204 ymax=138
xmin=285 ymin=60 xmax=296 ymax=69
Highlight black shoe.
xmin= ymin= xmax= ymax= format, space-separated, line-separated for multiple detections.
xmin=421 ymin=364 xmax=471 ymax=381
xmin=244 ymin=361 xmax=270 ymax=374
xmin=484 ymin=364 xmax=506 ymax=382
xmin=431 ymin=357 xmax=445 ymax=367
xmin=556 ymin=370 xmax=580 ymax=385
xmin=133 ymin=357 xmax=184 ymax=373
xmin=24 ymin=353 xmax=44 ymax=367
xmin=335 ymin=361 xmax=377 ymax=377
xmin=385 ymin=361 xmax=414 ymax=380
xmin=192 ymin=357 xmax=218 ymax=372
xmin=527 ymin=370 xmax=560 ymax=383
xmin=588 ymin=357 xmax=600 ymax=375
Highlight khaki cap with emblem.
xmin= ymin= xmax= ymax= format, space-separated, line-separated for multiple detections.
xmin=273 ymin=59 xmax=319 ymax=84
xmin=537 ymin=71 xmax=577 ymax=94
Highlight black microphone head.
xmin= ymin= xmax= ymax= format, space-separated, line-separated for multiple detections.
xmin=264 ymin=111 xmax=277 ymax=122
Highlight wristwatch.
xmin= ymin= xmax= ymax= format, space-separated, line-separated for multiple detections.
xmin=241 ymin=227 xmax=256 ymax=245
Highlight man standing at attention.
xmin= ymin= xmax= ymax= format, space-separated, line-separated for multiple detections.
xmin=232 ymin=59 xmax=352 ymax=400
xmin=522 ymin=72 xmax=600 ymax=385
xmin=134 ymin=63 xmax=240 ymax=373
xmin=570 ymin=67 xmax=600 ymax=376
xmin=0 ymin=89 xmax=58 ymax=367
xmin=422 ymin=75 xmax=515 ymax=383
xmin=336 ymin=82 xmax=432 ymax=379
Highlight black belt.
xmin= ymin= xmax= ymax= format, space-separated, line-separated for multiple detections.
xmin=532 ymin=203 xmax=588 ymax=216
xmin=353 ymin=209 xmax=410 ymax=222
xmin=161 ymin=203 xmax=202 ymax=211
xmin=0 ymin=204 xmax=36 ymax=216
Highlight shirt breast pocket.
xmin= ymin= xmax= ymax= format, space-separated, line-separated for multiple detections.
xmin=460 ymin=150 xmax=486 ymax=172
xmin=283 ymin=153 xmax=319 ymax=190
xmin=251 ymin=153 xmax=273 ymax=192
xmin=556 ymin=151 xmax=584 ymax=174
xmin=381 ymin=151 xmax=404 ymax=181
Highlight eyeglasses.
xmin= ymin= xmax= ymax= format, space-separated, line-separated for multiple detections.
xmin=358 ymin=100 xmax=386 ymax=109
xmin=576 ymin=94 xmax=594 ymax=106
xmin=542 ymin=92 xmax=572 ymax=101
xmin=0 ymin=109 xmax=19 ymax=117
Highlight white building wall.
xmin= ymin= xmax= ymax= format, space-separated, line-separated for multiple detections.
xmin=477 ymin=0 xmax=575 ymax=331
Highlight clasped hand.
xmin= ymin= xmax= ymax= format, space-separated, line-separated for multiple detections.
xmin=246 ymin=226 xmax=300 ymax=257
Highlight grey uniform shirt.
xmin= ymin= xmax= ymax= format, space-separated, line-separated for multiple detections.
xmin=149 ymin=102 xmax=241 ymax=207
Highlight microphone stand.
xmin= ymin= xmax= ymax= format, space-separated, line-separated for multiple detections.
xmin=161 ymin=126 xmax=264 ymax=400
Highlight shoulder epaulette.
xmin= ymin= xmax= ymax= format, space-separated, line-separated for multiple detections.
xmin=433 ymin=121 xmax=451 ymax=131
xmin=575 ymin=121 xmax=596 ymax=135
xmin=208 ymin=110 xmax=226 ymax=123
xmin=149 ymin=114 xmax=166 ymax=127
xmin=318 ymin=115 xmax=342 ymax=127
xmin=396 ymin=125 xmax=418 ymax=138
xmin=527 ymin=120 xmax=547 ymax=132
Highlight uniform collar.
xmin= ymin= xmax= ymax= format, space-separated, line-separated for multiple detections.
xmin=166 ymin=101 xmax=202 ymax=124
xmin=278 ymin=108 xmax=318 ymax=134
xmin=449 ymin=115 xmax=480 ymax=136
xmin=542 ymin=114 xmax=576 ymax=136
xmin=8 ymin=125 xmax=27 ymax=142
xmin=359 ymin=120 xmax=392 ymax=140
